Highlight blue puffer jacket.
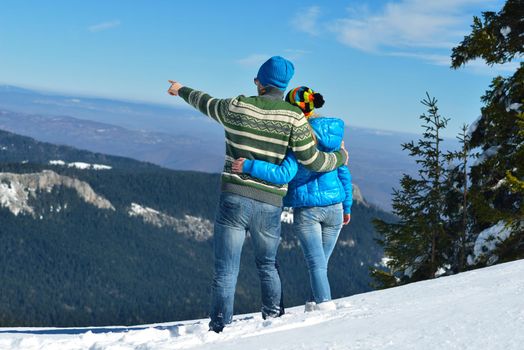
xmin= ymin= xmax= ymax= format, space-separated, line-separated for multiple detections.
xmin=243 ymin=117 xmax=353 ymax=214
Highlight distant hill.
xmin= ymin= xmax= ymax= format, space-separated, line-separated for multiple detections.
xmin=0 ymin=85 xmax=456 ymax=209
xmin=0 ymin=109 xmax=225 ymax=172
xmin=0 ymin=129 xmax=395 ymax=327
xmin=0 ymin=85 xmax=215 ymax=136
xmin=0 ymin=85 xmax=458 ymax=211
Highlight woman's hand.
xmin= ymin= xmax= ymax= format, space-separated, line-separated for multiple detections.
xmin=341 ymin=141 xmax=349 ymax=165
xmin=232 ymin=158 xmax=246 ymax=173
xmin=343 ymin=214 xmax=351 ymax=225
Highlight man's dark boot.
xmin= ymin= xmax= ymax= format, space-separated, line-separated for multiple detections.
xmin=208 ymin=316 xmax=225 ymax=333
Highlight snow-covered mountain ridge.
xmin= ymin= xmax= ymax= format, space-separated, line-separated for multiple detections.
xmin=0 ymin=165 xmax=364 ymax=242
xmin=49 ymin=160 xmax=112 ymax=170
xmin=0 ymin=170 xmax=215 ymax=241
xmin=128 ymin=203 xmax=213 ymax=241
xmin=0 ymin=170 xmax=114 ymax=216
xmin=1 ymin=259 xmax=522 ymax=350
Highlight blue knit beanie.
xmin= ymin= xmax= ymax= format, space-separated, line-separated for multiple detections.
xmin=256 ymin=56 xmax=295 ymax=91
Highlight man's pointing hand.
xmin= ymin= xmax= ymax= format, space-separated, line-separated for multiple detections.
xmin=167 ymin=80 xmax=184 ymax=96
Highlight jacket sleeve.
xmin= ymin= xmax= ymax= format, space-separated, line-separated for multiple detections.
xmin=338 ymin=165 xmax=353 ymax=214
xmin=243 ymin=152 xmax=298 ymax=185
xmin=178 ymin=86 xmax=230 ymax=125
xmin=289 ymin=117 xmax=347 ymax=172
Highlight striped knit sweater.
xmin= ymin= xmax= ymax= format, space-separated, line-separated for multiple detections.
xmin=179 ymin=86 xmax=347 ymax=206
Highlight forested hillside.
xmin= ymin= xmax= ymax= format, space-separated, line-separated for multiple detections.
xmin=0 ymin=129 xmax=394 ymax=327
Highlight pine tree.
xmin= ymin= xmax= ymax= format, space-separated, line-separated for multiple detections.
xmin=451 ymin=0 xmax=524 ymax=266
xmin=444 ymin=124 xmax=476 ymax=272
xmin=501 ymin=107 xmax=524 ymax=260
xmin=372 ymin=94 xmax=451 ymax=286
xmin=506 ymin=108 xmax=524 ymax=195
xmin=451 ymin=0 xmax=523 ymax=67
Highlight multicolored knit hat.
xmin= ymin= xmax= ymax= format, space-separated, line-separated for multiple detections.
xmin=285 ymin=86 xmax=325 ymax=117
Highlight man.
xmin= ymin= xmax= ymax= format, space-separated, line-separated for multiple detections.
xmin=167 ymin=56 xmax=347 ymax=333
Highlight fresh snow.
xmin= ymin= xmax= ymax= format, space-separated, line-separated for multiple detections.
xmin=49 ymin=160 xmax=112 ymax=170
xmin=404 ymin=255 xmax=426 ymax=278
xmin=468 ymin=220 xmax=513 ymax=266
xmin=68 ymin=162 xmax=111 ymax=170
xmin=435 ymin=264 xmax=451 ymax=277
xmin=500 ymin=26 xmax=511 ymax=38
xmin=380 ymin=256 xmax=392 ymax=267
xmin=2 ymin=259 xmax=523 ymax=349
xmin=129 ymin=202 xmax=161 ymax=216
xmin=466 ymin=115 xmax=481 ymax=137
xmin=129 ymin=203 xmax=213 ymax=241
xmin=0 ymin=181 xmax=27 ymax=216
xmin=280 ymin=209 xmax=294 ymax=224
xmin=337 ymin=238 xmax=356 ymax=247
xmin=473 ymin=145 xmax=500 ymax=166
xmin=506 ymin=102 xmax=522 ymax=113
xmin=492 ymin=178 xmax=507 ymax=190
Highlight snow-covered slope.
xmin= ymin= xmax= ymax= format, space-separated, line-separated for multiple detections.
xmin=128 ymin=203 xmax=214 ymax=241
xmin=1 ymin=259 xmax=523 ymax=350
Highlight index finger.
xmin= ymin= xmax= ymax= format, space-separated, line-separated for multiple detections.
xmin=168 ymin=80 xmax=177 ymax=84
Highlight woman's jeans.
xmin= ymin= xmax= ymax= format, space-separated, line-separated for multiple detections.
xmin=209 ymin=192 xmax=283 ymax=331
xmin=294 ymin=203 xmax=343 ymax=304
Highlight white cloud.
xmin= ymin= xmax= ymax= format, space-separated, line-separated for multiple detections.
xmin=236 ymin=54 xmax=270 ymax=67
xmin=236 ymin=51 xmax=310 ymax=68
xmin=461 ymin=59 xmax=523 ymax=75
xmin=283 ymin=49 xmax=310 ymax=61
xmin=388 ymin=51 xmax=520 ymax=74
xmin=388 ymin=52 xmax=452 ymax=66
xmin=329 ymin=0 xmax=498 ymax=52
xmin=288 ymin=0 xmax=512 ymax=73
xmin=291 ymin=6 xmax=321 ymax=36
xmin=88 ymin=20 xmax=121 ymax=33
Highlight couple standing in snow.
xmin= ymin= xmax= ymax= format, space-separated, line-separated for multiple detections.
xmin=167 ymin=56 xmax=353 ymax=333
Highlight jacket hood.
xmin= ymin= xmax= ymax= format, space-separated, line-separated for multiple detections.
xmin=309 ymin=117 xmax=345 ymax=152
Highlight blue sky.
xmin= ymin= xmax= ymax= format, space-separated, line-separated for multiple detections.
xmin=0 ymin=0 xmax=516 ymax=136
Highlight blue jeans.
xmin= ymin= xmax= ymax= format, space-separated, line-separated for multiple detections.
xmin=293 ymin=203 xmax=343 ymax=304
xmin=209 ymin=192 xmax=282 ymax=331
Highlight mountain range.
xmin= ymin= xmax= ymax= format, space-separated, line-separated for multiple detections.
xmin=0 ymin=84 xmax=460 ymax=210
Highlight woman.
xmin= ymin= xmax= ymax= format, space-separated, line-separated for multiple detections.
xmin=232 ymin=86 xmax=353 ymax=311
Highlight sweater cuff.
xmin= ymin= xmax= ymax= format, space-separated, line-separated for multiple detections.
xmin=178 ymin=86 xmax=193 ymax=101
xmin=243 ymin=159 xmax=254 ymax=174
xmin=337 ymin=150 xmax=348 ymax=167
